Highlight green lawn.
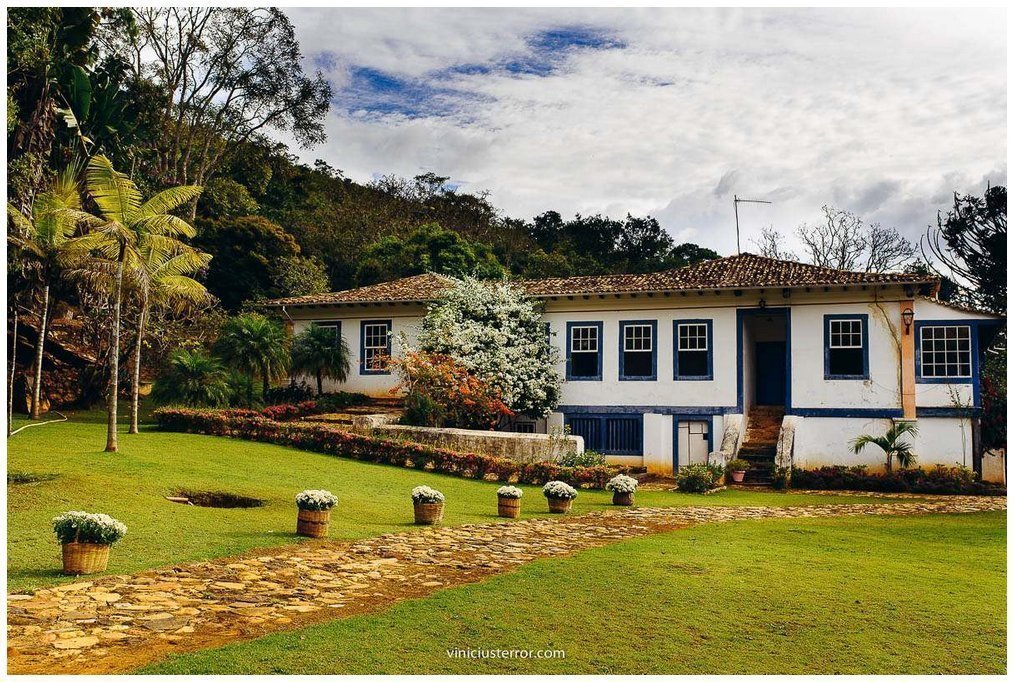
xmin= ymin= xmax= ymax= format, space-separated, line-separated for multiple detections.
xmin=142 ymin=511 xmax=1007 ymax=675
xmin=10 ymin=409 xmax=912 ymax=592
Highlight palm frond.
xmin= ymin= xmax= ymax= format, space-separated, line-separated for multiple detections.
xmin=86 ymin=155 xmax=142 ymax=224
xmin=133 ymin=213 xmax=198 ymax=240
xmin=138 ymin=185 xmax=202 ymax=218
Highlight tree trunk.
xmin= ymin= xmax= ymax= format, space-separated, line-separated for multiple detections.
xmin=316 ymin=370 xmax=323 ymax=396
xmin=9 ymin=307 xmax=18 ymax=435
xmin=261 ymin=365 xmax=269 ymax=398
xmin=106 ymin=258 xmax=125 ymax=453
xmin=129 ymin=298 xmax=148 ymax=435
xmin=30 ymin=284 xmax=50 ymax=420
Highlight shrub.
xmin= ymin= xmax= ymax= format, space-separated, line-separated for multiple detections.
xmin=264 ymin=382 xmax=314 ymax=405
xmin=606 ymin=474 xmax=638 ymax=494
xmin=557 ymin=449 xmax=607 ymax=468
xmin=411 ymin=485 xmax=445 ymax=504
xmin=53 ymin=511 xmax=127 ymax=545
xmin=727 ymin=458 xmax=751 ymax=472
xmin=151 ymin=349 xmax=232 ymax=407
xmin=675 ymin=464 xmax=721 ymax=493
xmin=496 ymin=485 xmax=523 ymax=499
xmin=543 ymin=480 xmax=578 ymax=500
xmin=295 ymin=489 xmax=338 ymax=511
xmin=789 ymin=464 xmax=1004 ymax=495
xmin=153 ymin=408 xmax=637 ymax=489
xmin=261 ymin=401 xmax=318 ymax=422
xmin=315 ymin=391 xmax=369 ymax=411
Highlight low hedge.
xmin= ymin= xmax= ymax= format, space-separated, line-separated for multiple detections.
xmin=153 ymin=408 xmax=634 ymax=489
xmin=789 ymin=465 xmax=1005 ymax=496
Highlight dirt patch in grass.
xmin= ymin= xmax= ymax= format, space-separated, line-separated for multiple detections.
xmin=169 ymin=490 xmax=265 ymax=508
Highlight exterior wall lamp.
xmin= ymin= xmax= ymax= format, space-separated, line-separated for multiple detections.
xmin=758 ymin=298 xmax=767 ymax=310
xmin=902 ymin=307 xmax=915 ymax=334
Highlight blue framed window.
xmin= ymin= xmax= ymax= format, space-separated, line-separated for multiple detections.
xmin=824 ymin=314 xmax=869 ymax=380
xmin=359 ymin=320 xmax=392 ymax=375
xmin=674 ymin=319 xmax=713 ymax=380
xmin=916 ymin=323 xmax=973 ymax=382
xmin=314 ymin=320 xmax=342 ymax=347
xmin=619 ymin=320 xmax=657 ymax=381
xmin=566 ymin=414 xmax=642 ymax=455
xmin=566 ymin=321 xmax=603 ymax=381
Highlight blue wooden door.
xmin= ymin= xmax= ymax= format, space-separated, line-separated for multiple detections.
xmin=755 ymin=341 xmax=786 ymax=405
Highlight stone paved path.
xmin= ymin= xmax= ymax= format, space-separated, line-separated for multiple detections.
xmin=7 ymin=497 xmax=1005 ymax=674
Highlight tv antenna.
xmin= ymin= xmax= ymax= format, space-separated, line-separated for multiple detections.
xmin=733 ymin=195 xmax=772 ymax=254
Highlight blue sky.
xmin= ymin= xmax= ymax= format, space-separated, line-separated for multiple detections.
xmin=282 ymin=8 xmax=1006 ymax=257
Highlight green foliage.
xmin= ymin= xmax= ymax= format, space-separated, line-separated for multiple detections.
xmin=151 ymin=349 xmax=232 ymax=408
xmin=727 ymin=458 xmax=751 ymax=472
xmin=557 ymin=449 xmax=607 ymax=468
xmin=290 ymin=323 xmax=352 ymax=395
xmin=850 ymin=421 xmax=919 ymax=471
xmin=356 ymin=223 xmax=506 ymax=285
xmin=214 ymin=312 xmax=290 ymax=398
xmin=675 ymin=463 xmax=722 ymax=493
xmin=198 ymin=177 xmax=259 ymax=219
xmin=52 ymin=511 xmax=127 ymax=545
xmin=271 ymin=255 xmax=329 ymax=298
xmin=789 ymin=464 xmax=1003 ymax=496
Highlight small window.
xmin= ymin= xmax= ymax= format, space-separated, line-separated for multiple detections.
xmin=567 ymin=322 xmax=602 ymax=380
xmin=825 ymin=315 xmax=868 ymax=379
xmin=566 ymin=414 xmax=642 ymax=455
xmin=920 ymin=325 xmax=971 ymax=378
xmin=514 ymin=420 xmax=536 ymax=434
xmin=620 ymin=321 xmax=656 ymax=380
xmin=675 ymin=320 xmax=712 ymax=380
xmin=360 ymin=320 xmax=391 ymax=374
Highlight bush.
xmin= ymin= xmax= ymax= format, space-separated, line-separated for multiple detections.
xmin=265 ymin=382 xmax=314 ymax=405
xmin=543 ymin=480 xmax=578 ymax=500
xmin=315 ymin=391 xmax=369 ymax=411
xmin=557 ymin=449 xmax=607 ymax=468
xmin=261 ymin=401 xmax=318 ymax=422
xmin=606 ymin=474 xmax=638 ymax=494
xmin=675 ymin=464 xmax=722 ymax=493
xmin=411 ymin=485 xmax=445 ymax=504
xmin=153 ymin=408 xmax=634 ymax=489
xmin=295 ymin=489 xmax=338 ymax=511
xmin=789 ymin=465 xmax=1005 ymax=495
xmin=53 ymin=511 xmax=127 ymax=545
xmin=727 ymin=458 xmax=751 ymax=472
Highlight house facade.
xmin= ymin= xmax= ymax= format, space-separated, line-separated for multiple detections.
xmin=265 ymin=254 xmax=1002 ymax=479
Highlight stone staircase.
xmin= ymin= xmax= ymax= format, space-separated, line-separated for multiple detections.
xmin=737 ymin=406 xmax=784 ymax=486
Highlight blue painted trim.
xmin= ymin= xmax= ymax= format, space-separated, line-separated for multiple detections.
xmin=736 ymin=307 xmax=791 ymax=412
xmin=672 ymin=414 xmax=715 ymax=471
xmin=673 ymin=318 xmax=713 ymax=381
xmin=359 ymin=319 xmax=392 ymax=375
xmin=565 ymin=321 xmax=603 ymax=381
xmin=619 ymin=319 xmax=657 ymax=381
xmin=914 ymin=320 xmax=974 ymax=385
xmin=916 ymin=407 xmax=982 ymax=418
xmin=823 ymin=313 xmax=870 ymax=380
xmin=558 ymin=404 xmax=734 ymax=416
xmin=563 ymin=412 xmax=644 ymax=455
xmin=786 ymin=407 xmax=903 ymax=418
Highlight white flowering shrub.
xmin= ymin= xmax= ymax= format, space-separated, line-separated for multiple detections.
xmin=411 ymin=485 xmax=445 ymax=504
xmin=53 ymin=511 xmax=128 ymax=545
xmin=417 ymin=276 xmax=561 ymax=417
xmin=606 ymin=474 xmax=639 ymax=494
xmin=542 ymin=480 xmax=578 ymax=500
xmin=496 ymin=485 xmax=523 ymax=499
xmin=295 ymin=489 xmax=338 ymax=511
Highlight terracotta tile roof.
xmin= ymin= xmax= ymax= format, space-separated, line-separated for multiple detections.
xmin=265 ymin=253 xmax=938 ymax=307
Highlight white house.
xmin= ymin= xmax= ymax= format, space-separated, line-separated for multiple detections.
xmin=265 ymin=253 xmax=1003 ymax=481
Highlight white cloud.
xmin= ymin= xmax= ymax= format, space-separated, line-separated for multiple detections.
xmin=281 ymin=7 xmax=1006 ymax=258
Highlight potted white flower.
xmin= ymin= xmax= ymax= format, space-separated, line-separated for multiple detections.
xmin=606 ymin=474 xmax=639 ymax=506
xmin=542 ymin=480 xmax=578 ymax=513
xmin=295 ymin=489 xmax=338 ymax=538
xmin=412 ymin=485 xmax=445 ymax=525
xmin=53 ymin=511 xmax=127 ymax=575
xmin=496 ymin=485 xmax=523 ymax=518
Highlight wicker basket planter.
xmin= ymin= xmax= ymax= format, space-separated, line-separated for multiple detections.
xmin=414 ymin=501 xmax=444 ymax=525
xmin=497 ymin=496 xmax=522 ymax=518
xmin=296 ymin=509 xmax=331 ymax=538
xmin=547 ymin=497 xmax=573 ymax=514
xmin=612 ymin=491 xmax=634 ymax=506
xmin=61 ymin=542 xmax=111 ymax=575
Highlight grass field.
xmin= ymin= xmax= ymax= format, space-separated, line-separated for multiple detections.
xmin=10 ymin=408 xmax=913 ymax=592
xmin=142 ymin=511 xmax=1007 ymax=675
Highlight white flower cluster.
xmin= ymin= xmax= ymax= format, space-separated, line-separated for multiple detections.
xmin=418 ymin=276 xmax=562 ymax=417
xmin=52 ymin=511 xmax=128 ymax=545
xmin=295 ymin=489 xmax=338 ymax=511
xmin=496 ymin=485 xmax=523 ymax=499
xmin=411 ymin=485 xmax=445 ymax=504
xmin=606 ymin=474 xmax=639 ymax=494
xmin=542 ymin=480 xmax=578 ymax=500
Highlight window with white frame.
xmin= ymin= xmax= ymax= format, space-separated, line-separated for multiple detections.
xmin=569 ymin=324 xmax=600 ymax=378
xmin=826 ymin=317 xmax=866 ymax=378
xmin=676 ymin=322 xmax=710 ymax=378
xmin=621 ymin=323 xmax=654 ymax=378
xmin=361 ymin=321 xmax=391 ymax=373
xmin=920 ymin=325 xmax=971 ymax=378
xmin=315 ymin=321 xmax=342 ymax=347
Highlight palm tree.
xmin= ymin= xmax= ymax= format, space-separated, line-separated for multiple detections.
xmin=7 ymin=164 xmax=98 ymax=419
xmin=214 ymin=313 xmax=290 ymax=400
xmin=291 ymin=323 xmax=352 ymax=395
xmin=850 ymin=421 xmax=919 ymax=472
xmin=151 ymin=349 xmax=232 ymax=407
xmin=127 ymin=244 xmax=211 ymax=433
xmin=68 ymin=155 xmax=201 ymax=452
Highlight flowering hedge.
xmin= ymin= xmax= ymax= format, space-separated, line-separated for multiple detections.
xmin=153 ymin=408 xmax=633 ymax=489
xmin=789 ymin=465 xmax=1005 ymax=495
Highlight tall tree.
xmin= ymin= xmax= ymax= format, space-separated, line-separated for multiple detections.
xmin=290 ymin=323 xmax=352 ymax=395
xmin=796 ymin=205 xmax=915 ymax=272
xmin=356 ymin=223 xmax=505 ymax=285
xmin=214 ymin=312 xmax=289 ymax=400
xmin=68 ymin=155 xmax=201 ymax=452
xmin=751 ymin=225 xmax=798 ymax=261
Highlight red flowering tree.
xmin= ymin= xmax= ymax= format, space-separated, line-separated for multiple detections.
xmin=390 ymin=350 xmax=513 ymax=430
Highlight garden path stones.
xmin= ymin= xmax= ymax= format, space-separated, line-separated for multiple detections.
xmin=6 ymin=495 xmax=1005 ymax=674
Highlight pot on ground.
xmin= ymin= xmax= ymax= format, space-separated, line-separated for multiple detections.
xmin=414 ymin=501 xmax=445 ymax=525
xmin=296 ymin=508 xmax=331 ymax=538
xmin=547 ymin=497 xmax=573 ymax=514
xmin=730 ymin=470 xmax=746 ymax=483
xmin=497 ymin=496 xmax=521 ymax=518
xmin=61 ymin=542 xmax=111 ymax=575
xmin=612 ymin=491 xmax=634 ymax=506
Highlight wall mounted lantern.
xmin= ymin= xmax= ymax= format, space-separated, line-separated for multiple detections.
xmin=902 ymin=307 xmax=915 ymax=335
